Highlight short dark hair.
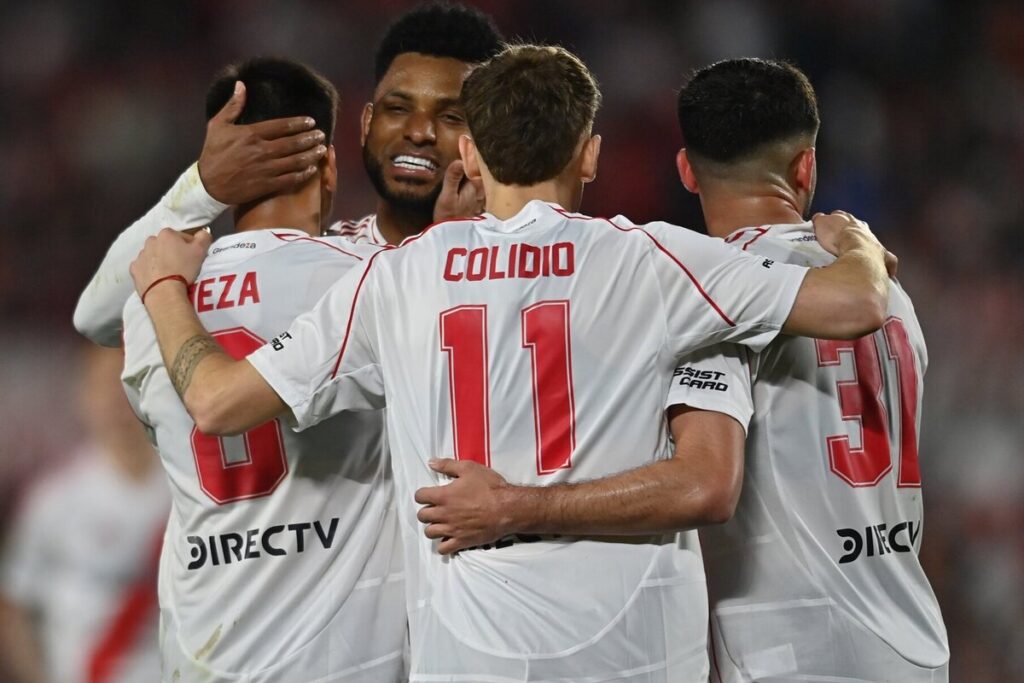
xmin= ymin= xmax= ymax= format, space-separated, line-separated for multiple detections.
xmin=461 ymin=44 xmax=602 ymax=185
xmin=677 ymin=58 xmax=819 ymax=164
xmin=374 ymin=2 xmax=503 ymax=82
xmin=206 ymin=57 xmax=339 ymax=143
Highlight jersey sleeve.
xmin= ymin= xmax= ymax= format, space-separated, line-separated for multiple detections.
xmin=666 ymin=343 xmax=754 ymax=433
xmin=73 ymin=163 xmax=228 ymax=347
xmin=646 ymin=222 xmax=807 ymax=354
xmin=247 ymin=254 xmax=385 ymax=431
xmin=120 ymin=293 xmax=160 ymax=430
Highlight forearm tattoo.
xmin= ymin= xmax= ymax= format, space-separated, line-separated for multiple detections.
xmin=170 ymin=335 xmax=222 ymax=398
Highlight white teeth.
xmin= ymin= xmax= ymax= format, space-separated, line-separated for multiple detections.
xmin=393 ymin=155 xmax=438 ymax=171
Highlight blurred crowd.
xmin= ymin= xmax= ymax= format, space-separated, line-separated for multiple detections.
xmin=0 ymin=0 xmax=1021 ymax=680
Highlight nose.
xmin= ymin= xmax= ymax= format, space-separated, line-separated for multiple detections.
xmin=404 ymin=110 xmax=436 ymax=146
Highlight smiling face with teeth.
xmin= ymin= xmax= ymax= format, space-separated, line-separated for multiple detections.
xmin=361 ymin=52 xmax=474 ymax=219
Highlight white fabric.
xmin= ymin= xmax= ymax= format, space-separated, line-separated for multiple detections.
xmin=0 ymin=449 xmax=169 ymax=683
xmin=668 ymin=223 xmax=949 ymax=680
xmin=328 ymin=215 xmax=388 ymax=246
xmin=121 ymin=229 xmax=405 ymax=682
xmin=248 ymin=201 xmax=808 ymax=680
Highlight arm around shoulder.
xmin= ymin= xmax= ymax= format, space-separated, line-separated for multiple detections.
xmin=73 ymin=164 xmax=227 ymax=346
xmin=782 ymin=213 xmax=890 ymax=340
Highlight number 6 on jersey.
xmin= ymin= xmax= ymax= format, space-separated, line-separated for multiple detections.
xmin=441 ymin=300 xmax=576 ymax=474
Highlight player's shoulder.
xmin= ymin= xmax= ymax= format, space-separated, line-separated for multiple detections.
xmin=202 ymin=229 xmax=382 ymax=276
xmin=727 ymin=222 xmax=831 ymax=267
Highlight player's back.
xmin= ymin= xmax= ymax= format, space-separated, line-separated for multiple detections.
xmin=343 ymin=200 xmax=804 ymax=680
xmin=702 ymin=223 xmax=948 ymax=680
xmin=121 ymin=229 xmax=404 ymax=682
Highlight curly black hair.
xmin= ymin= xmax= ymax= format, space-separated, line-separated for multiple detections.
xmin=374 ymin=2 xmax=503 ymax=82
xmin=677 ymin=58 xmax=820 ymax=164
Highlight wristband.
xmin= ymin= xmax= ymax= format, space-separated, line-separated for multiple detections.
xmin=141 ymin=274 xmax=189 ymax=305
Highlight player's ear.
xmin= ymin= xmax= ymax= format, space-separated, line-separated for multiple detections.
xmin=580 ymin=134 xmax=601 ymax=184
xmin=322 ymin=144 xmax=337 ymax=193
xmin=460 ymin=135 xmax=482 ymax=181
xmin=359 ymin=103 xmax=373 ymax=146
xmin=676 ymin=149 xmax=699 ymax=194
xmin=792 ymin=147 xmax=816 ymax=193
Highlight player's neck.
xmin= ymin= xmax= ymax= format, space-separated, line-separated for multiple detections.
xmin=233 ymin=191 xmax=322 ymax=237
xmin=485 ymin=181 xmax=573 ymax=221
xmin=375 ymin=200 xmax=433 ymax=245
xmin=700 ymin=185 xmax=806 ymax=238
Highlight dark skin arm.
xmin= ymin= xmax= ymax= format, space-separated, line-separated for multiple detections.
xmin=198 ymin=81 xmax=328 ymax=205
xmin=414 ymin=405 xmax=745 ymax=555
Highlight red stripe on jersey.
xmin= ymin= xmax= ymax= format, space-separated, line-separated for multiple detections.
xmin=394 ymin=214 xmax=485 ymax=248
xmin=87 ymin=530 xmax=162 ymax=683
xmin=327 ymin=215 xmax=484 ymax=379
xmin=271 ymin=232 xmax=365 ymax=260
xmin=550 ymin=206 xmax=736 ymax=327
xmin=330 ymin=250 xmax=387 ymax=379
xmin=740 ymin=226 xmax=770 ymax=251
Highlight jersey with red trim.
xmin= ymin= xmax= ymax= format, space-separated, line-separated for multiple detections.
xmin=121 ymin=229 xmax=405 ymax=682
xmin=326 ymin=214 xmax=388 ymax=246
xmin=668 ymin=223 xmax=948 ymax=680
xmin=248 ymin=201 xmax=807 ymax=679
xmin=0 ymin=448 xmax=168 ymax=683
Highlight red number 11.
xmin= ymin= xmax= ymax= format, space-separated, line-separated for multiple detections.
xmin=440 ymin=301 xmax=576 ymax=474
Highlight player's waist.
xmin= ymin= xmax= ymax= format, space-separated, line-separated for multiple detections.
xmin=459 ymin=532 xmax=674 ymax=553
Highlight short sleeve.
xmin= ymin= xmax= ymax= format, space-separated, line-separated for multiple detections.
xmin=247 ymin=254 xmax=386 ymax=431
xmin=666 ymin=344 xmax=754 ymax=433
xmin=121 ymin=293 xmax=160 ymax=428
xmin=645 ymin=222 xmax=807 ymax=354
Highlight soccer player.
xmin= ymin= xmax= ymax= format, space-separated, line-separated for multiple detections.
xmin=119 ymin=58 xmax=404 ymax=681
xmin=670 ymin=58 xmax=949 ymax=683
xmin=413 ymin=58 xmax=950 ymax=682
xmin=0 ymin=344 xmax=168 ymax=683
xmin=73 ymin=2 xmax=502 ymax=346
xmin=128 ymin=45 xmax=893 ymax=680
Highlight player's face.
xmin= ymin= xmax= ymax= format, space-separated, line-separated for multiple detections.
xmin=361 ymin=53 xmax=473 ymax=214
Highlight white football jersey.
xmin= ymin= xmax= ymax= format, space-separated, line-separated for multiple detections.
xmin=328 ymin=214 xmax=388 ymax=246
xmin=248 ymin=201 xmax=808 ymax=680
xmin=121 ymin=229 xmax=405 ymax=683
xmin=0 ymin=448 xmax=169 ymax=683
xmin=668 ymin=223 xmax=949 ymax=681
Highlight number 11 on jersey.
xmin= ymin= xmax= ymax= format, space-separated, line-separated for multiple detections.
xmin=441 ymin=301 xmax=577 ymax=474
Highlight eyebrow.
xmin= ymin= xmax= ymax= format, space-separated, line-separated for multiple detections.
xmin=379 ymin=91 xmax=463 ymax=108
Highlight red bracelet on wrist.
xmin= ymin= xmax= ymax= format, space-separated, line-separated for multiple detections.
xmin=141 ymin=274 xmax=189 ymax=305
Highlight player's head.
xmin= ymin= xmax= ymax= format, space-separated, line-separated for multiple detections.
xmin=459 ymin=44 xmax=602 ymax=208
xmin=676 ymin=58 xmax=820 ymax=215
xmin=207 ymin=57 xmax=340 ymax=222
xmin=361 ymin=2 xmax=503 ymax=216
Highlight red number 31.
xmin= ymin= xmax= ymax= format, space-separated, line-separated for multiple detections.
xmin=815 ymin=317 xmax=921 ymax=488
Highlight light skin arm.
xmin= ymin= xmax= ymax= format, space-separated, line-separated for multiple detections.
xmin=782 ymin=211 xmax=894 ymax=340
xmin=0 ymin=596 xmax=49 ymax=683
xmin=130 ymin=229 xmax=285 ymax=435
xmin=414 ymin=405 xmax=745 ymax=555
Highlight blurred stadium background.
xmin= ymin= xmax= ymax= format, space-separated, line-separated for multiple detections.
xmin=0 ymin=0 xmax=1020 ymax=680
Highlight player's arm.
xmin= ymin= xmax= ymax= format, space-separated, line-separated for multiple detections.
xmin=130 ymin=229 xmax=284 ymax=435
xmin=782 ymin=211 xmax=893 ymax=339
xmin=74 ymin=82 xmax=325 ymax=346
xmin=415 ymin=406 xmax=744 ymax=555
